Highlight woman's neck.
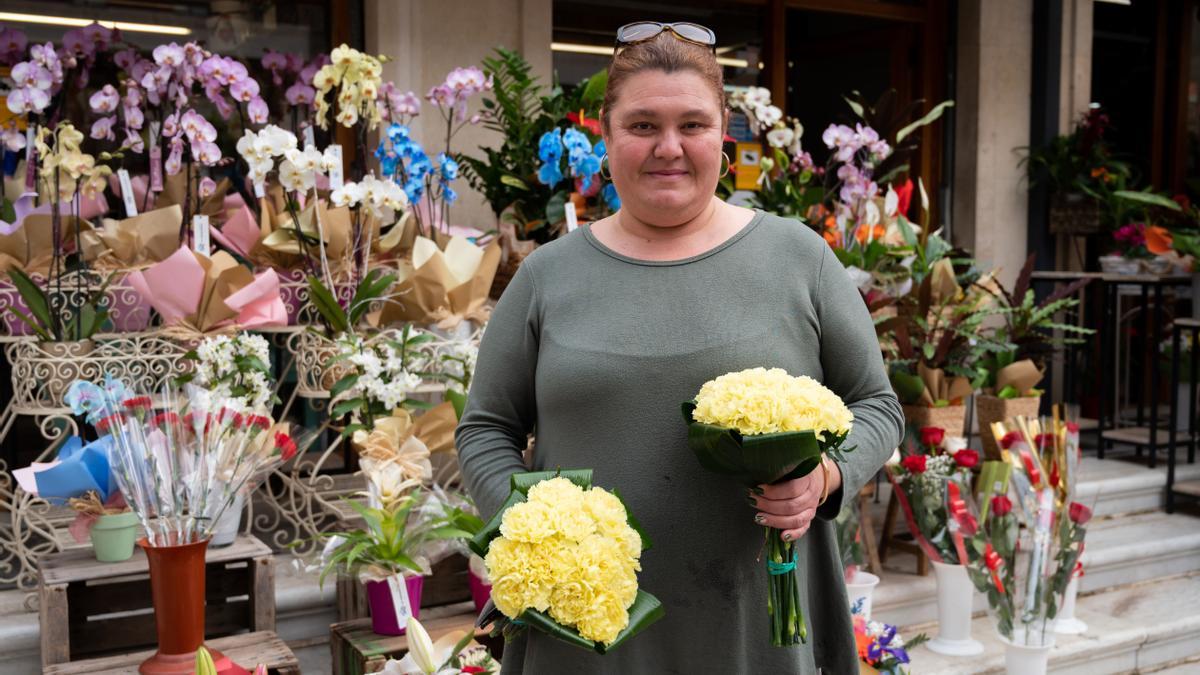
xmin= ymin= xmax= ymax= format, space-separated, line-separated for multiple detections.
xmin=597 ymin=198 xmax=751 ymax=261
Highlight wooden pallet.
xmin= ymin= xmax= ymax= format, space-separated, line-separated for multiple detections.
xmin=329 ymin=602 xmax=494 ymax=675
xmin=38 ymin=535 xmax=275 ymax=667
xmin=42 ymin=630 xmax=299 ymax=674
xmin=335 ymin=554 xmax=473 ymax=622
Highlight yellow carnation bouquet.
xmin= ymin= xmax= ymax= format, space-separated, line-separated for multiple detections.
xmin=682 ymin=367 xmax=854 ymax=646
xmin=469 ymin=470 xmax=664 ymax=653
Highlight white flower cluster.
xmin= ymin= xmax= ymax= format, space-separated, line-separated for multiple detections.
xmin=331 ymin=174 xmax=408 ymax=218
xmin=924 ymin=453 xmax=957 ymax=477
xmin=192 ymin=333 xmax=273 ymax=409
xmin=235 ymin=124 xmax=297 ymax=183
xmin=336 ymin=332 xmax=426 ymax=412
xmin=728 ymin=86 xmax=804 ymax=157
xmin=439 ymin=339 xmax=478 ymax=395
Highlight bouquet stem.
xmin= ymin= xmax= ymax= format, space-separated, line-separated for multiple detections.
xmin=766 ymin=527 xmax=805 ymax=645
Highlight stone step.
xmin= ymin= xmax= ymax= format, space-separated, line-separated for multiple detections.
xmin=905 ymin=572 xmax=1200 ymax=675
xmin=1076 ymin=456 xmax=1200 ymax=517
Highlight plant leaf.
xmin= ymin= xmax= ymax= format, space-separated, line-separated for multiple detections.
xmin=896 ymin=101 xmax=955 ymax=142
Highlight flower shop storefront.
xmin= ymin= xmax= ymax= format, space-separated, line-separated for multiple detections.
xmin=0 ymin=0 xmax=1198 ymax=673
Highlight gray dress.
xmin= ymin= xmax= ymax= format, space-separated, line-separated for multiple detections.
xmin=455 ymin=210 xmax=904 ymax=674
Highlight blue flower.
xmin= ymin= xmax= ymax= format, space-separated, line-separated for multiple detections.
xmin=574 ymin=154 xmax=601 ymax=192
xmin=404 ymin=178 xmax=425 ymax=204
xmin=602 ymin=183 xmax=621 ymax=211
xmin=408 ymin=150 xmax=432 ymax=181
xmin=437 ymin=153 xmax=459 ymax=182
xmin=443 ymin=186 xmax=457 ymax=204
xmin=387 ymin=123 xmax=410 ymax=143
xmin=537 ymin=129 xmax=563 ymax=164
xmin=537 ymin=162 xmax=563 ymax=187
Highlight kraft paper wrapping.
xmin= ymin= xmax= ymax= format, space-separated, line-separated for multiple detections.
xmin=917 ymin=362 xmax=974 ymax=407
xmin=82 ymin=205 xmax=182 ymax=270
xmin=259 ymin=198 xmax=353 ymax=263
xmin=378 ymin=235 xmax=500 ymax=328
xmin=995 ymin=359 xmax=1044 ymax=396
xmin=0 ymin=213 xmax=90 ymax=275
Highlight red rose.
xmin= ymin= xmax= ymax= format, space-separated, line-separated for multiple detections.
xmin=1069 ymin=502 xmax=1092 ymax=525
xmin=1066 ymin=422 xmax=1080 ymax=434
xmin=900 ymin=455 xmax=927 ymax=474
xmin=953 ymin=449 xmax=980 ymax=469
xmin=991 ymin=495 xmax=1013 ymax=517
xmin=998 ymin=431 xmax=1023 ymax=449
xmin=920 ymin=426 xmax=945 ymax=449
xmin=1035 ymin=433 xmax=1055 ymax=450
xmin=461 ymin=668 xmax=486 ymax=674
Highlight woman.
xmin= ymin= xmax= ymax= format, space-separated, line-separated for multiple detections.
xmin=456 ymin=22 xmax=903 ymax=674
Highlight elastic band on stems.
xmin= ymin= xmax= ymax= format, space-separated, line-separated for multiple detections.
xmin=767 ymin=548 xmax=798 ymax=575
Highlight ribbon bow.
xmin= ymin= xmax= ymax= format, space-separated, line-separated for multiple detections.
xmin=983 ymin=543 xmax=1006 ymax=594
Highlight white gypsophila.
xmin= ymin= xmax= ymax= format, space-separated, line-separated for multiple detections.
xmin=192 ymin=333 xmax=273 ymax=410
xmin=337 ymin=333 xmax=428 ymax=412
xmin=441 ymin=339 xmax=478 ymax=394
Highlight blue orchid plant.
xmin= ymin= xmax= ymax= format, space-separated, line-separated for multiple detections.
xmin=535 ymin=126 xmax=620 ymax=229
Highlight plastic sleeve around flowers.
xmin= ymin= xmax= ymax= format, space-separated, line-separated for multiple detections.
xmin=455 ymin=262 xmax=541 ymax=520
xmin=812 ymin=243 xmax=905 ymax=520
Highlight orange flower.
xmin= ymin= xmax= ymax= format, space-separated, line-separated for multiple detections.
xmin=1145 ymin=225 xmax=1173 ymax=255
xmin=823 ymin=229 xmax=842 ymax=247
xmin=854 ymin=224 xmax=886 ymax=244
xmin=823 ymin=214 xmax=837 ymax=230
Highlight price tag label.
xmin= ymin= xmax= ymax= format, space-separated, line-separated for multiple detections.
xmin=564 ymin=201 xmax=579 ymax=233
xmin=386 ymin=575 xmax=413 ymax=629
xmin=303 ymin=124 xmax=315 ymax=149
xmin=149 ymin=121 xmax=161 ymax=149
xmin=326 ymin=144 xmax=344 ymax=190
xmin=193 ymin=215 xmax=210 ymax=256
xmin=149 ymin=146 xmax=164 ymax=192
xmin=117 ymin=169 xmax=138 ymax=217
xmin=254 ymin=181 xmax=265 ymax=198
xmin=23 ymin=124 xmax=36 ymax=192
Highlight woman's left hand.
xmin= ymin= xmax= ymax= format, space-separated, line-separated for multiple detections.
xmin=748 ymin=459 xmax=843 ymax=542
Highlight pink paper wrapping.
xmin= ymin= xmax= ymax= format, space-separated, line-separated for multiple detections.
xmin=126 ymin=247 xmax=207 ymax=324
xmin=221 ymin=267 xmax=287 ymax=329
xmin=211 ymin=203 xmax=260 ymax=258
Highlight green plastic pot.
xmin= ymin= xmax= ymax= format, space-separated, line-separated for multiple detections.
xmin=90 ymin=511 xmax=139 ymax=562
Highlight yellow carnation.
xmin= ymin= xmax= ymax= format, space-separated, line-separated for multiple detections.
xmin=692 ymin=367 xmax=854 ymax=439
xmin=499 ymin=500 xmax=557 ymax=544
xmin=575 ymin=593 xmax=630 ymax=645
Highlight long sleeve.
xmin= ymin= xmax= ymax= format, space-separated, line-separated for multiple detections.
xmin=812 ymin=243 xmax=905 ymax=520
xmin=455 ymin=260 xmax=541 ymax=519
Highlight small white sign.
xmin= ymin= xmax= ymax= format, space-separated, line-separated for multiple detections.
xmin=564 ymin=201 xmax=578 ymax=233
xmin=386 ymin=575 xmax=412 ymax=628
xmin=23 ymin=125 xmax=36 ymax=191
xmin=326 ymin=144 xmax=344 ymax=190
xmin=254 ymin=181 xmax=266 ymax=199
xmin=303 ymin=125 xmax=315 ymax=148
xmin=149 ymin=146 xmax=164 ymax=192
xmin=117 ymin=169 xmax=138 ymax=217
xmin=193 ymin=215 xmax=210 ymax=256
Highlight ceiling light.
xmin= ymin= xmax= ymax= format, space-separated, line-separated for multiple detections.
xmin=551 ymin=42 xmax=748 ymax=68
xmin=1093 ymin=0 xmax=1132 ymax=5
xmin=0 ymin=11 xmax=192 ymax=35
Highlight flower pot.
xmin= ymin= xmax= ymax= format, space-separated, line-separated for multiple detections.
xmin=1054 ymin=576 xmax=1088 ymax=635
xmin=999 ymin=630 xmax=1055 ymax=675
xmin=468 ymin=554 xmax=491 ymax=614
xmin=90 ymin=511 xmax=139 ymax=562
xmin=365 ymin=573 xmax=425 ymax=636
xmin=902 ymin=403 xmax=968 ymax=438
xmin=926 ymin=561 xmax=983 ymax=656
xmin=976 ymin=394 xmax=1042 ymax=459
xmin=845 ymin=570 xmax=880 ymax=621
xmin=138 ymin=536 xmax=239 ymax=674
xmin=1099 ymin=255 xmax=1140 ymax=275
xmin=209 ymin=492 xmax=245 ymax=548
xmin=1142 ymin=257 xmax=1170 ymax=275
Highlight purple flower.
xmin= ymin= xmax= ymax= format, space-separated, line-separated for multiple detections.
xmin=90 ymin=115 xmax=117 ymax=141
xmin=162 ymin=111 xmax=181 ymax=138
xmin=247 ymin=96 xmax=269 ymax=124
xmin=81 ymin=23 xmax=113 ymax=52
xmin=180 ymin=109 xmax=217 ymax=144
xmin=198 ymin=177 xmax=217 ymax=198
xmin=123 ymin=104 xmax=145 ymax=130
xmin=198 ymin=55 xmax=228 ymax=83
xmin=123 ymin=128 xmax=145 ymax=154
xmin=262 ymin=49 xmax=289 ymax=85
xmin=6 ymin=87 xmax=49 ymax=114
xmin=0 ymin=26 xmax=28 ymax=66
xmin=114 ymin=48 xmax=138 ymax=70
xmin=12 ymin=62 xmax=52 ymax=91
xmin=141 ymin=64 xmax=172 ymax=94
xmin=194 ymin=141 xmax=222 ymax=165
xmin=444 ymin=66 xmax=490 ymax=96
xmin=165 ymin=136 xmax=184 ymax=175
xmin=226 ymin=58 xmax=249 ymax=85
xmin=285 ymin=82 xmax=315 ymax=106
xmin=123 ymin=84 xmax=143 ymax=108
xmin=153 ymin=42 xmax=186 ymax=68
xmin=129 ymin=58 xmax=155 ymax=86
xmin=62 ymin=29 xmax=90 ymax=57
xmin=229 ymin=77 xmax=261 ymax=103
xmin=183 ymin=42 xmax=205 ymax=67
xmin=426 ymin=84 xmax=455 ymax=108
xmin=89 ymin=84 xmax=120 ymax=113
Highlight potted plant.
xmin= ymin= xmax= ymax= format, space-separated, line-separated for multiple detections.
xmin=380 ymin=616 xmax=499 ymax=674
xmin=68 ymin=491 xmax=138 ymax=562
xmin=295 ymin=268 xmax=397 ymax=393
xmin=975 ymin=254 xmax=1092 ymax=458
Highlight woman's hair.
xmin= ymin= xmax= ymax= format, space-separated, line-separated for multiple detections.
xmin=602 ymin=31 xmax=725 ymax=132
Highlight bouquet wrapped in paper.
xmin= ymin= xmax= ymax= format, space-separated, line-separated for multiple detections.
xmin=378 ymin=235 xmax=500 ymax=330
xmin=682 ymin=367 xmax=854 ymax=645
xmin=469 ymin=470 xmax=664 ymax=653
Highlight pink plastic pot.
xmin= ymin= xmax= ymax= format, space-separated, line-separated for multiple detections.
xmin=469 ymin=567 xmax=491 ymax=614
xmin=365 ymin=574 xmax=425 ymax=636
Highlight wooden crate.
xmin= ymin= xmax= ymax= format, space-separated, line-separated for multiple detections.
xmin=330 ymin=602 xmax=497 ymax=675
xmin=38 ymin=535 xmax=275 ymax=667
xmin=335 ymin=554 xmax=472 ymax=621
xmin=42 ymin=630 xmax=298 ymax=674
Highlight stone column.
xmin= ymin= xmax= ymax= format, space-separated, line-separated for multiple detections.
xmin=363 ymin=0 xmax=552 ymax=230
xmin=952 ymin=0 xmax=1034 ymax=289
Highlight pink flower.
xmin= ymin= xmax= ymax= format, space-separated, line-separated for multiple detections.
xmin=181 ymin=110 xmax=217 ymax=144
xmin=162 ymin=111 xmax=181 ymax=138
xmin=90 ymin=115 xmax=117 ymax=141
xmin=0 ymin=26 xmax=28 ymax=66
xmin=444 ymin=66 xmax=490 ymax=95
xmin=183 ymin=42 xmax=205 ymax=67
xmin=129 ymin=59 xmax=155 ymax=86
xmin=165 ymin=140 xmax=183 ymax=176
xmin=123 ymin=128 xmax=145 ymax=154
xmin=194 ymin=141 xmax=222 ymax=165
xmin=62 ymin=29 xmax=90 ymax=57
xmin=140 ymin=64 xmax=172 ymax=94
xmin=123 ymin=85 xmax=143 ymax=108
xmin=114 ymin=48 xmax=138 ymax=70
xmin=2 ymin=126 xmax=27 ymax=152
xmin=6 ymin=87 xmax=50 ymax=114
xmin=198 ymin=176 xmax=217 ymax=198
xmin=229 ymin=77 xmax=260 ymax=103
xmin=153 ymin=43 xmax=186 ymax=68
xmin=198 ymin=55 xmax=228 ymax=83
xmin=247 ymin=97 xmax=269 ymax=124
xmin=285 ymin=82 xmax=315 ymax=106
xmin=12 ymin=62 xmax=52 ymax=91
xmin=226 ymin=58 xmax=249 ymax=85
xmin=81 ymin=23 xmax=113 ymax=52
xmin=426 ymin=84 xmax=455 ymax=107
xmin=89 ymin=84 xmax=120 ymax=113
xmin=123 ymin=104 xmax=145 ymax=130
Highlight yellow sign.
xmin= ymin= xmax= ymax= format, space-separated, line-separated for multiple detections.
xmin=734 ymin=142 xmax=761 ymax=191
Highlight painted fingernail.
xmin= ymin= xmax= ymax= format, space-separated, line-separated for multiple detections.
xmin=782 ymin=532 xmax=793 ymax=541
xmin=747 ymin=495 xmax=758 ymax=507
xmin=750 ymin=486 xmax=764 ymax=496
xmin=754 ymin=513 xmax=766 ymax=525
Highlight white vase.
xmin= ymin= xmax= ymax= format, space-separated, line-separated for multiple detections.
xmin=1054 ymin=576 xmax=1088 ymax=635
xmin=1000 ymin=630 xmax=1055 ymax=675
xmin=210 ymin=492 xmax=245 ymax=547
xmin=844 ymin=570 xmax=880 ymax=621
xmin=926 ymin=561 xmax=984 ymax=656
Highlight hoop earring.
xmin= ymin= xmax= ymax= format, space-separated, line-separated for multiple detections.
xmin=599 ymin=153 xmax=611 ymax=180
xmin=719 ymin=151 xmax=731 ymax=178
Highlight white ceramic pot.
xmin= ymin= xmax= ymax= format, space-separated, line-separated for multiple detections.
xmin=845 ymin=570 xmax=880 ymax=621
xmin=926 ymin=561 xmax=984 ymax=656
xmin=210 ymin=492 xmax=245 ymax=547
xmin=1000 ymin=630 xmax=1055 ymax=675
xmin=1099 ymin=255 xmax=1140 ymax=275
xmin=1054 ymin=575 xmax=1088 ymax=635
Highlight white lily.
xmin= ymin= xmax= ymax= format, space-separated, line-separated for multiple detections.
xmin=379 ymin=617 xmax=474 ymax=675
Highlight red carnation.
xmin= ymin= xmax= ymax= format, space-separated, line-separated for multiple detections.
xmin=900 ymin=455 xmax=927 ymax=474
xmin=461 ymin=668 xmax=486 ymax=675
xmin=991 ymin=495 xmax=1013 ymax=517
xmin=275 ymin=432 xmax=299 ymax=462
xmin=998 ymin=431 xmax=1023 ymax=449
xmin=1066 ymin=422 xmax=1080 ymax=434
xmin=1035 ymin=433 xmax=1055 ymax=450
xmin=1069 ymin=502 xmax=1092 ymax=525
xmin=920 ymin=426 xmax=945 ymax=450
xmin=122 ymin=396 xmax=152 ymax=410
xmin=953 ymin=449 xmax=980 ymax=469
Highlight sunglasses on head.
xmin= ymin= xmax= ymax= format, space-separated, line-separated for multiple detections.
xmin=614 ymin=21 xmax=717 ymax=52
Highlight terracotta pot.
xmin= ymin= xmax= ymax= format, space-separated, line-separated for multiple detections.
xmin=137 ymin=536 xmax=236 ymax=674
xmin=901 ymin=403 xmax=967 ymax=438
xmin=976 ymin=394 xmax=1042 ymax=459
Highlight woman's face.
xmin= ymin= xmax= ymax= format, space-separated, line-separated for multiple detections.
xmin=602 ymin=69 xmax=726 ymax=227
